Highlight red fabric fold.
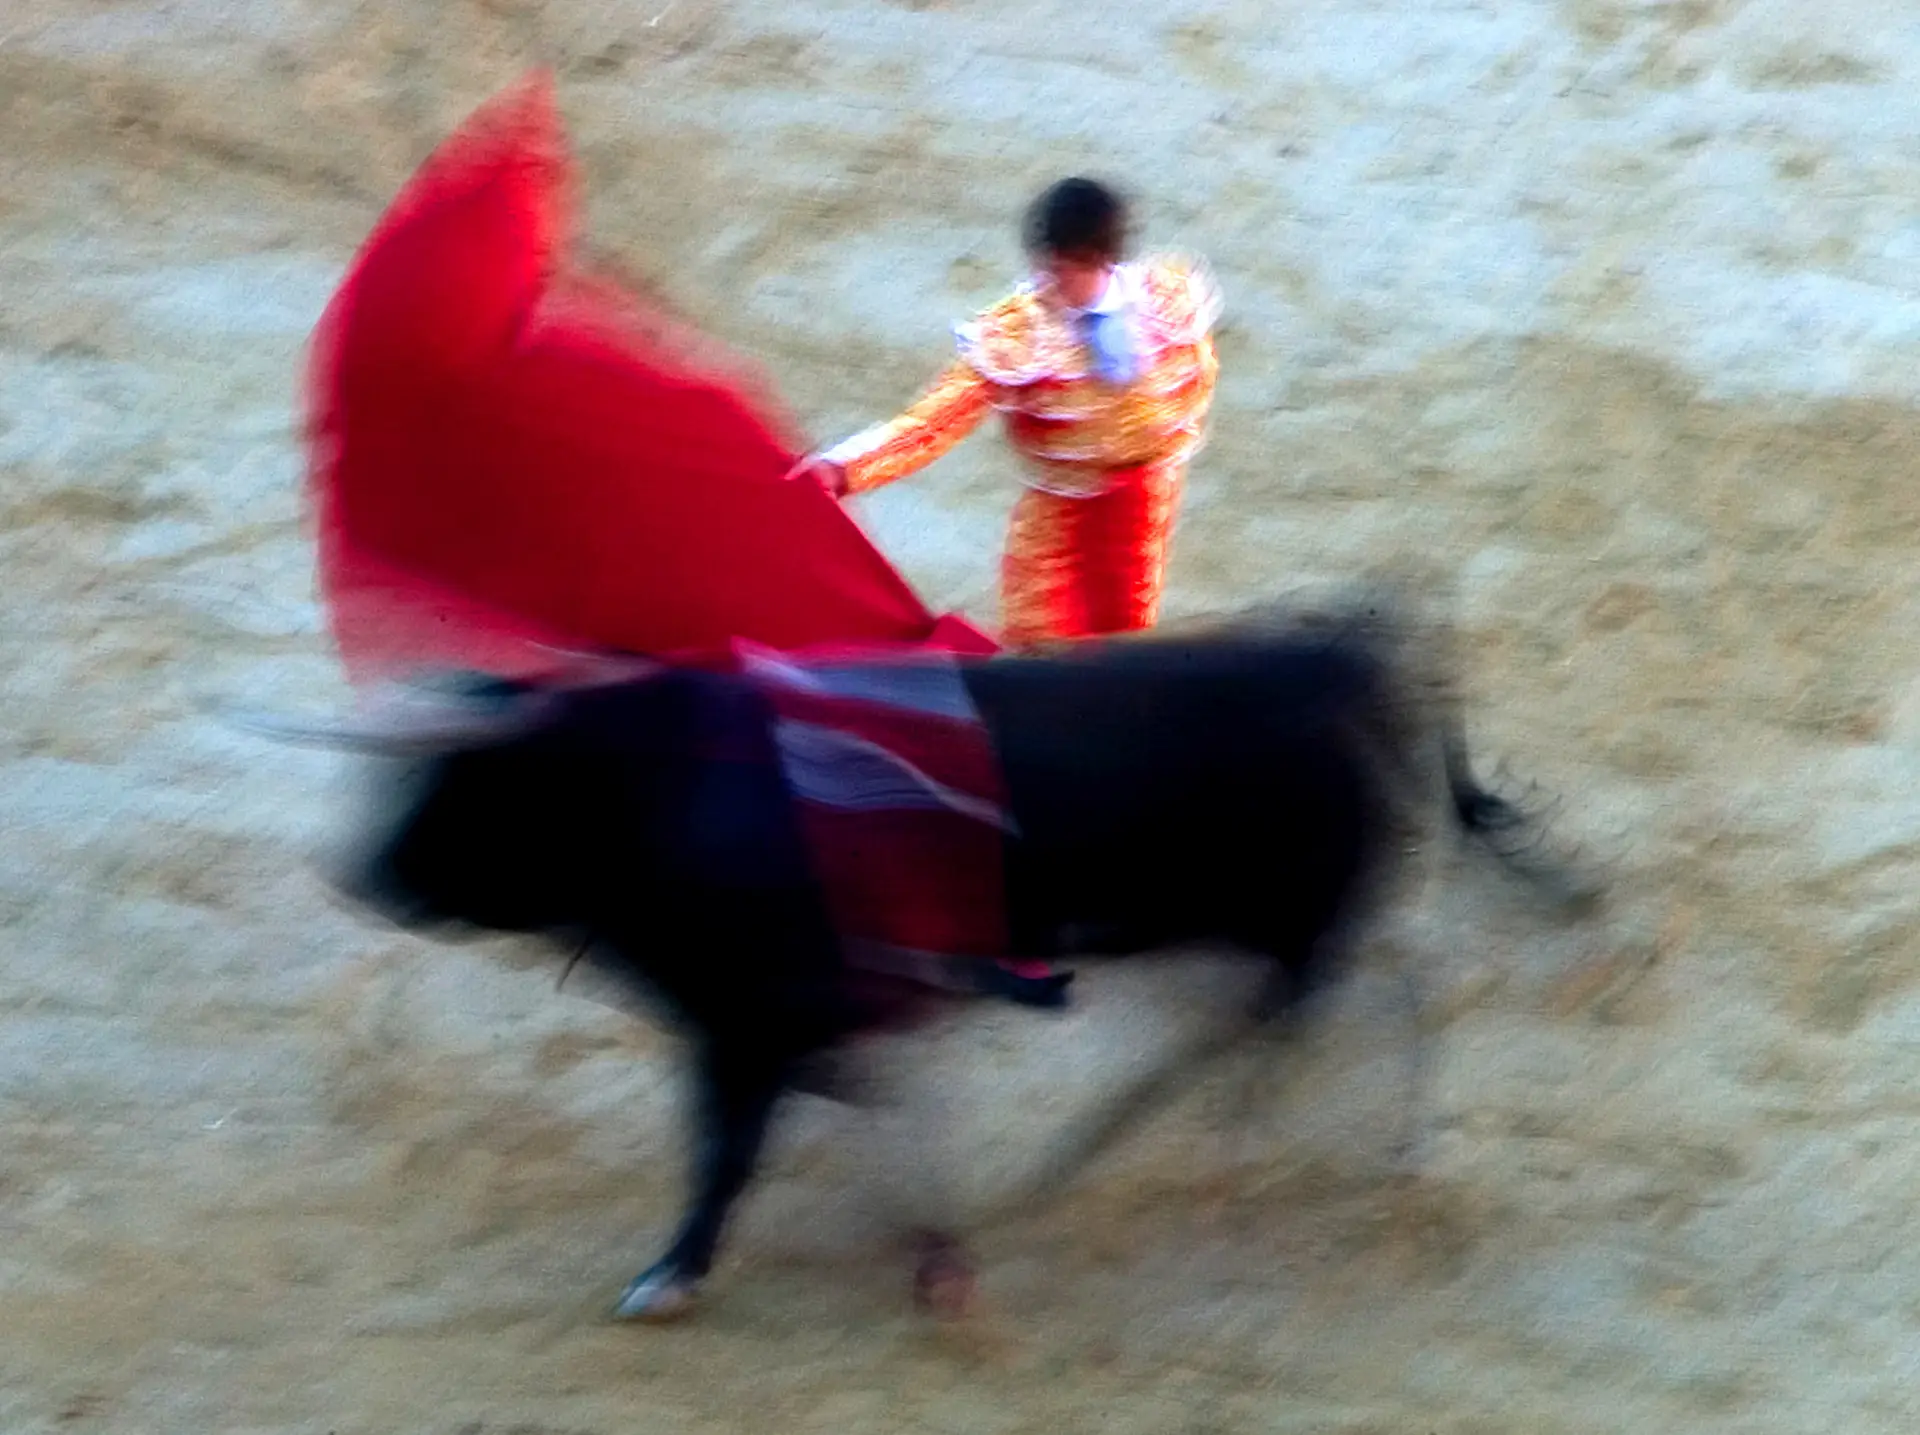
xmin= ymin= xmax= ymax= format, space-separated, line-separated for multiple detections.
xmin=740 ymin=647 xmax=1012 ymax=962
xmin=307 ymin=72 xmax=993 ymax=684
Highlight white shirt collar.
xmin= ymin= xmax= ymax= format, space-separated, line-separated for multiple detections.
xmin=1080 ymin=268 xmax=1130 ymax=316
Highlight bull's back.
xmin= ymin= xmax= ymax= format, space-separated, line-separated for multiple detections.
xmin=962 ymin=634 xmax=1381 ymax=772
xmin=960 ymin=634 xmax=1388 ymax=953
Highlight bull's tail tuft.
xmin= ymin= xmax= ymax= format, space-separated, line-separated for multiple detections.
xmin=1440 ymin=720 xmax=1603 ymax=912
xmin=1443 ymin=727 xmax=1526 ymax=836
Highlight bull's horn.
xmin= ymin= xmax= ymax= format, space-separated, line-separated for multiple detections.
xmin=530 ymin=643 xmax=665 ymax=687
xmin=203 ymin=687 xmax=549 ymax=754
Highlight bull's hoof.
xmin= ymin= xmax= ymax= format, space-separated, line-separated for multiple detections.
xmin=911 ymin=1236 xmax=977 ymax=1320
xmin=979 ymin=964 xmax=1075 ymax=1010
xmin=612 ymin=1267 xmax=701 ymax=1323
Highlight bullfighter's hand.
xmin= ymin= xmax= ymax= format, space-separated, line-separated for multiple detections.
xmin=782 ymin=457 xmax=849 ymax=499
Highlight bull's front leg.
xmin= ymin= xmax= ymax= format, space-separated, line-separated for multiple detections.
xmin=614 ymin=1041 xmax=785 ymax=1321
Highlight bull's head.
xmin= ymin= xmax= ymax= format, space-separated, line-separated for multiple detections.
xmin=217 ymin=664 xmax=653 ymax=938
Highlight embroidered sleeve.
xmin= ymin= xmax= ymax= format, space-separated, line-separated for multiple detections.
xmin=821 ymin=359 xmax=995 ymax=496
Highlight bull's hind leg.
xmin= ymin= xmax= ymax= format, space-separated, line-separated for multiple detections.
xmin=614 ymin=1041 xmax=785 ymax=1321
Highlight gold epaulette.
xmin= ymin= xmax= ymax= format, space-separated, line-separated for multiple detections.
xmin=953 ymin=289 xmax=1071 ymax=386
xmin=1134 ymin=253 xmax=1223 ymax=347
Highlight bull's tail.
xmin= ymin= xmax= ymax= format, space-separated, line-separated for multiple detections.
xmin=1311 ymin=572 xmax=1601 ymax=911
xmin=1442 ymin=723 xmax=1524 ymax=838
xmin=1438 ymin=713 xmax=1601 ymax=911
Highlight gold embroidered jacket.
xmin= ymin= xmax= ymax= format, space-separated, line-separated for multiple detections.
xmin=822 ymin=254 xmax=1222 ymax=499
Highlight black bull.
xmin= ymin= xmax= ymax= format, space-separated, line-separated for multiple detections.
xmin=294 ymin=603 xmax=1585 ymax=1320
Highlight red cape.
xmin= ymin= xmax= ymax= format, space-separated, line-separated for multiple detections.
xmin=307 ymin=73 xmax=994 ymax=684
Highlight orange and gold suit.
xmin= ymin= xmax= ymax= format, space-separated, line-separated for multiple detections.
xmin=820 ymin=254 xmax=1221 ymax=648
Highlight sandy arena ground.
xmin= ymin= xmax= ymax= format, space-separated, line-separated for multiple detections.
xmin=4 ymin=1 xmax=1919 ymax=1430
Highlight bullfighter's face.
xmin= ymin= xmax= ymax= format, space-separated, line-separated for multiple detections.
xmin=1039 ymin=250 xmax=1115 ymax=310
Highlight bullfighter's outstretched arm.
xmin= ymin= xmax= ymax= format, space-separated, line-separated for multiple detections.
xmin=818 ymin=359 xmax=995 ymax=497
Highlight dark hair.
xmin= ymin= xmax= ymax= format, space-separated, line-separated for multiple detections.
xmin=1023 ymin=178 xmax=1130 ymax=262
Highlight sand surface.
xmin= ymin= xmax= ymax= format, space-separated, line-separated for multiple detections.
xmin=3 ymin=1 xmax=1919 ymax=1429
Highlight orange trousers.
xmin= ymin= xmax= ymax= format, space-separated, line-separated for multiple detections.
xmin=999 ymin=460 xmax=1186 ymax=649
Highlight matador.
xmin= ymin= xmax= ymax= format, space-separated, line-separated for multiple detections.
xmin=797 ymin=178 xmax=1222 ymax=648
